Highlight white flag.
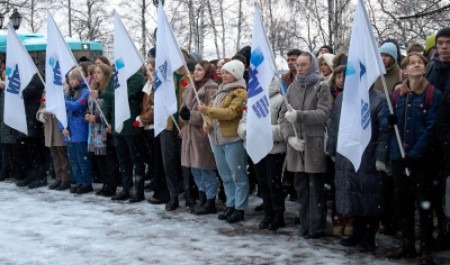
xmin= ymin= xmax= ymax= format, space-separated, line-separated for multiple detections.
xmin=4 ymin=25 xmax=40 ymax=135
xmin=337 ymin=0 xmax=385 ymax=171
xmin=113 ymin=12 xmax=145 ymax=133
xmin=246 ymin=6 xmax=275 ymax=163
xmin=45 ymin=11 xmax=78 ymax=128
xmin=153 ymin=2 xmax=185 ymax=136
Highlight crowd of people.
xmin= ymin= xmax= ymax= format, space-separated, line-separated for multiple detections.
xmin=1 ymin=25 xmax=450 ymax=265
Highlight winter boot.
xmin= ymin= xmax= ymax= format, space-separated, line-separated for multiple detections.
xmin=194 ymin=199 xmax=217 ymax=215
xmin=48 ymin=180 xmax=62 ymax=190
xmin=259 ymin=215 xmax=272 ymax=230
xmin=191 ymin=191 xmax=206 ymax=213
xmin=227 ymin=210 xmax=245 ymax=223
xmin=16 ymin=176 xmax=35 ymax=187
xmin=268 ymin=213 xmax=285 ymax=231
xmin=386 ymin=237 xmax=417 ymax=259
xmin=165 ymin=195 xmax=179 ymax=211
xmin=218 ymin=207 xmax=235 ymax=220
xmin=357 ymin=232 xmax=376 ymax=253
xmin=129 ymin=175 xmax=145 ymax=203
xmin=28 ymin=178 xmax=48 ymax=189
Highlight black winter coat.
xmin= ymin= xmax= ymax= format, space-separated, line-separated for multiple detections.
xmin=326 ymin=88 xmax=389 ymax=216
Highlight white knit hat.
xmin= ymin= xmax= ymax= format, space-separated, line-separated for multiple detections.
xmin=221 ymin=60 xmax=245 ymax=80
xmin=318 ymin=53 xmax=335 ymax=70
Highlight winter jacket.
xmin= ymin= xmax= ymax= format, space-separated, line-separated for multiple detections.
xmin=436 ymin=86 xmax=450 ymax=169
xmin=100 ymin=71 xmax=145 ymax=135
xmin=374 ymin=63 xmax=401 ymax=93
xmin=180 ymin=79 xmax=217 ymax=170
xmin=426 ymin=59 xmax=450 ymax=93
xmin=388 ymin=80 xmax=442 ymax=161
xmin=205 ymin=79 xmax=247 ymax=144
xmin=36 ymin=108 xmax=65 ymax=147
xmin=326 ymin=88 xmax=389 ymax=216
xmin=238 ymin=78 xmax=286 ymax=155
xmin=280 ymin=80 xmax=332 ymax=173
xmin=61 ymin=83 xmax=89 ymax=143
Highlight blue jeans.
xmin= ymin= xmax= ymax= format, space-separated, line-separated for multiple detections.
xmin=191 ymin=168 xmax=217 ymax=200
xmin=212 ymin=141 xmax=249 ymax=210
xmin=67 ymin=142 xmax=92 ymax=185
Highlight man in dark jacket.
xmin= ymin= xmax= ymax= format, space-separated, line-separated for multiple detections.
xmin=11 ymin=74 xmax=47 ymax=188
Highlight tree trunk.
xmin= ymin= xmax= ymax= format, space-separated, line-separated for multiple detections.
xmin=206 ymin=0 xmax=221 ymax=59
xmin=235 ymin=0 xmax=242 ymax=52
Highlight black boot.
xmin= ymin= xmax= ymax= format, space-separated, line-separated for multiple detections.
xmin=269 ymin=213 xmax=285 ymax=231
xmin=259 ymin=215 xmax=272 ymax=230
xmin=191 ymin=191 xmax=207 ymax=213
xmin=56 ymin=181 xmax=71 ymax=191
xmin=16 ymin=176 xmax=35 ymax=187
xmin=218 ymin=207 xmax=235 ymax=220
xmin=28 ymin=178 xmax=48 ymax=189
xmin=194 ymin=199 xmax=217 ymax=215
xmin=48 ymin=180 xmax=62 ymax=190
xmin=111 ymin=191 xmax=130 ymax=201
xmin=165 ymin=196 xmax=179 ymax=211
xmin=227 ymin=210 xmax=245 ymax=223
xmin=129 ymin=175 xmax=145 ymax=203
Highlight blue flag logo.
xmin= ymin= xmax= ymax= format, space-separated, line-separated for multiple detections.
xmin=6 ymin=64 xmax=20 ymax=95
xmin=49 ymin=57 xmax=62 ymax=86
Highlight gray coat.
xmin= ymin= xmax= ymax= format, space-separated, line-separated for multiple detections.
xmin=280 ymin=80 xmax=332 ymax=173
xmin=326 ymin=88 xmax=389 ymax=216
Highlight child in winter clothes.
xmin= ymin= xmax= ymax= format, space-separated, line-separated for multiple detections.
xmin=61 ymin=70 xmax=92 ymax=194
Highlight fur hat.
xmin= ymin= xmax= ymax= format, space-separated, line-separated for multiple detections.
xmin=318 ymin=53 xmax=335 ymax=70
xmin=379 ymin=42 xmax=398 ymax=61
xmin=221 ymin=60 xmax=245 ymax=80
xmin=436 ymin=27 xmax=450 ymax=41
xmin=332 ymin=52 xmax=348 ymax=69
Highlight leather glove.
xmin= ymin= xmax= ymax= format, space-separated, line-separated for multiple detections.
xmin=37 ymin=112 xmax=46 ymax=123
xmin=375 ymin=160 xmax=387 ymax=173
xmin=387 ymin=114 xmax=397 ymax=126
xmin=288 ymin=136 xmax=305 ymax=152
xmin=285 ymin=104 xmax=297 ymax=123
xmin=179 ymin=106 xmax=191 ymax=121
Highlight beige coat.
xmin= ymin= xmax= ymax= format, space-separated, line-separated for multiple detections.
xmin=36 ymin=108 xmax=66 ymax=147
xmin=280 ymin=81 xmax=332 ymax=173
xmin=180 ymin=79 xmax=217 ymax=170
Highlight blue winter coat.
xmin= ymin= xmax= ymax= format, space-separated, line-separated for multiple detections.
xmin=60 ymin=83 xmax=89 ymax=143
xmin=326 ymin=88 xmax=389 ymax=216
xmin=388 ymin=83 xmax=442 ymax=161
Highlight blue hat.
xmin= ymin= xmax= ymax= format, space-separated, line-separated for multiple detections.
xmin=379 ymin=42 xmax=398 ymax=61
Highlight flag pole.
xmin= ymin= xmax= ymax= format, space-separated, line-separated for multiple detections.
xmin=380 ymin=75 xmax=410 ymax=176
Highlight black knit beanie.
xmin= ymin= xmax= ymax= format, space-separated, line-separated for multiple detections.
xmin=436 ymin=27 xmax=450 ymax=41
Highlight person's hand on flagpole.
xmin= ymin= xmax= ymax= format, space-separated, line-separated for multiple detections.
xmin=285 ymin=104 xmax=297 ymax=123
xmin=62 ymin=128 xmax=70 ymax=139
xmin=198 ymin=102 xmax=208 ymax=114
xmin=202 ymin=122 xmax=211 ymax=134
xmin=106 ymin=124 xmax=112 ymax=134
xmin=90 ymin=90 xmax=99 ymax=99
xmin=37 ymin=111 xmax=46 ymax=123
xmin=375 ymin=160 xmax=388 ymax=173
xmin=288 ymin=136 xmax=305 ymax=152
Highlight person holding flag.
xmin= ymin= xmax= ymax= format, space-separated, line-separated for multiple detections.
xmin=279 ymin=51 xmax=332 ymax=239
xmin=198 ymin=59 xmax=248 ymax=223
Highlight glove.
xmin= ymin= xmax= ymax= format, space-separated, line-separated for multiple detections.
xmin=288 ymin=136 xmax=305 ymax=152
xmin=330 ymin=156 xmax=335 ymax=162
xmin=237 ymin=124 xmax=246 ymax=139
xmin=387 ymin=114 xmax=397 ymax=126
xmin=179 ymin=106 xmax=191 ymax=121
xmin=37 ymin=112 xmax=46 ymax=123
xmin=375 ymin=160 xmax=387 ymax=173
xmin=285 ymin=105 xmax=297 ymax=123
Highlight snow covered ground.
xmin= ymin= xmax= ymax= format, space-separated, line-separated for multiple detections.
xmin=1 ymin=181 xmax=449 ymax=265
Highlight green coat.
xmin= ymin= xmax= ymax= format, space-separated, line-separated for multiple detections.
xmin=100 ymin=71 xmax=145 ymax=136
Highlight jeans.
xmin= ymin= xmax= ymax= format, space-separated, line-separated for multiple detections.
xmin=67 ymin=142 xmax=92 ymax=185
xmin=212 ymin=141 xmax=249 ymax=210
xmin=191 ymin=168 xmax=217 ymax=200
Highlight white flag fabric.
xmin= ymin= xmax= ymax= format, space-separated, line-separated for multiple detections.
xmin=246 ymin=6 xmax=275 ymax=163
xmin=45 ymin=11 xmax=78 ymax=128
xmin=337 ymin=0 xmax=385 ymax=171
xmin=153 ymin=2 xmax=185 ymax=136
xmin=4 ymin=25 xmax=39 ymax=135
xmin=113 ymin=12 xmax=145 ymax=133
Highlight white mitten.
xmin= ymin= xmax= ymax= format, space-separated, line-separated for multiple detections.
xmin=288 ymin=136 xmax=305 ymax=152
xmin=135 ymin=116 xmax=144 ymax=127
xmin=37 ymin=112 xmax=46 ymax=123
xmin=285 ymin=105 xmax=297 ymax=123
xmin=237 ymin=123 xmax=246 ymax=140
xmin=375 ymin=160 xmax=387 ymax=173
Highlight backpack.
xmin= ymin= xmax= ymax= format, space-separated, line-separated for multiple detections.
xmin=392 ymin=84 xmax=435 ymax=109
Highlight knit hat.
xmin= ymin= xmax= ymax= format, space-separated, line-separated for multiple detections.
xmin=424 ymin=35 xmax=436 ymax=55
xmin=379 ymin=42 xmax=398 ymax=61
xmin=436 ymin=27 xmax=450 ymax=41
xmin=221 ymin=60 xmax=245 ymax=80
